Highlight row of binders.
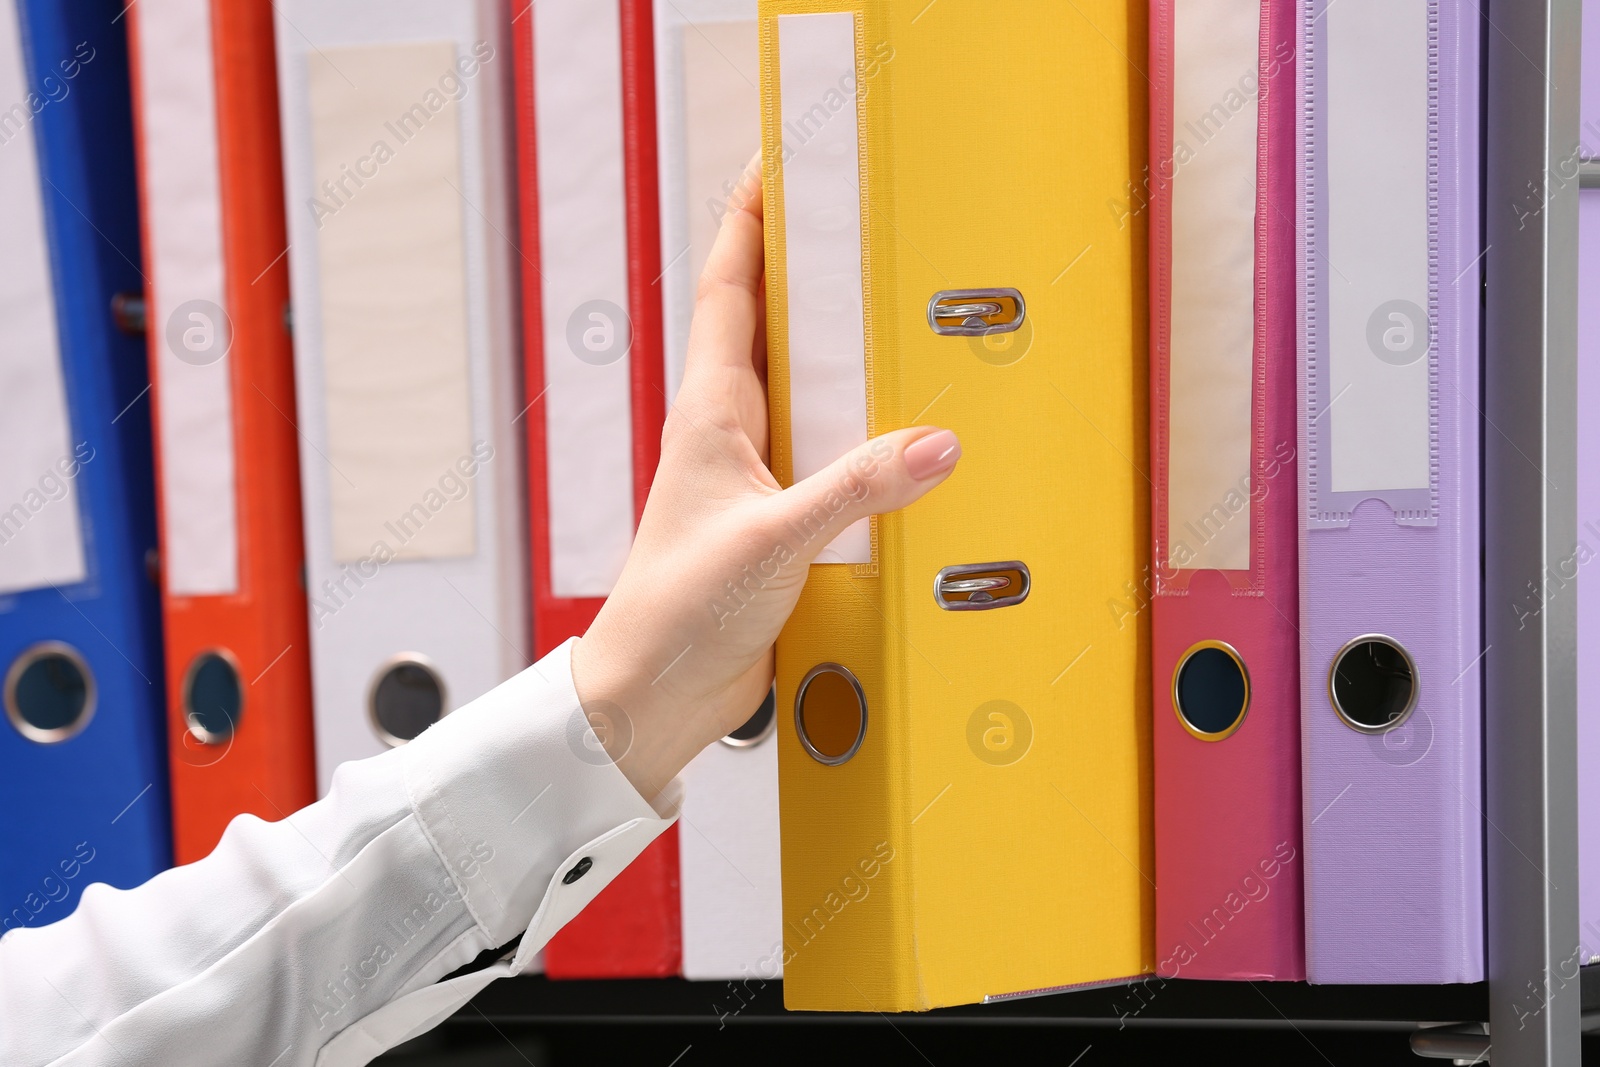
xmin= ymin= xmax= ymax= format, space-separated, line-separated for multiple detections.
xmin=0 ymin=0 xmax=1595 ymax=1013
xmin=0 ymin=0 xmax=761 ymax=983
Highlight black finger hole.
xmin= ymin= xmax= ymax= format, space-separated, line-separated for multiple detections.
xmin=370 ymin=656 xmax=446 ymax=746
xmin=5 ymin=643 xmax=96 ymax=744
xmin=1330 ymin=636 xmax=1418 ymax=733
xmin=184 ymin=650 xmax=243 ymax=744
xmin=723 ymin=685 xmax=777 ymax=747
xmin=1173 ymin=643 xmax=1249 ymax=740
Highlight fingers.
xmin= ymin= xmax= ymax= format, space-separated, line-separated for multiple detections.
xmin=773 ymin=428 xmax=962 ymax=566
xmin=682 ymin=155 xmax=766 ymax=386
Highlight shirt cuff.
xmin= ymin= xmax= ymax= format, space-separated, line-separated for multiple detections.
xmin=397 ymin=638 xmax=679 ymax=948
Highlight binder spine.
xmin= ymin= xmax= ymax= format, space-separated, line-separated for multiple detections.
xmin=0 ymin=0 xmax=172 ymax=922
xmin=523 ymin=0 xmax=680 ymax=979
xmin=1148 ymin=0 xmax=1305 ymax=982
xmin=761 ymin=4 xmax=918 ymax=1010
xmin=1297 ymin=0 xmax=1483 ymax=983
xmin=773 ymin=574 xmax=917 ymax=1009
xmin=770 ymin=0 xmax=1153 ymax=1011
xmin=129 ymin=0 xmax=317 ymax=864
xmin=511 ymin=0 xmax=597 ymax=658
xmin=653 ymin=0 xmax=783 ymax=983
xmin=520 ymin=0 xmax=663 ymax=651
xmin=274 ymin=0 xmax=529 ymax=791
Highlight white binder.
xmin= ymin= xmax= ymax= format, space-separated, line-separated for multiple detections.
xmin=655 ymin=0 xmax=782 ymax=981
xmin=274 ymin=0 xmax=526 ymax=790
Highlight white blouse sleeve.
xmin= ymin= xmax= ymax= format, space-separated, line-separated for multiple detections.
xmin=0 ymin=638 xmax=678 ymax=1067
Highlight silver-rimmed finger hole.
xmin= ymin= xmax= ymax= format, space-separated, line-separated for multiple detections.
xmin=1172 ymin=641 xmax=1250 ymax=742
xmin=368 ymin=653 xmax=447 ymax=747
xmin=721 ymin=685 xmax=777 ymax=748
xmin=1328 ymin=634 xmax=1419 ymax=734
xmin=795 ymin=663 xmax=866 ymax=766
xmin=183 ymin=648 xmax=244 ymax=745
xmin=5 ymin=641 xmax=96 ymax=744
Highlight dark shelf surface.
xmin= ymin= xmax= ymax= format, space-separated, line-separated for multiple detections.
xmin=466 ymin=974 xmax=1500 ymax=1028
xmin=426 ymin=969 xmax=1600 ymax=1064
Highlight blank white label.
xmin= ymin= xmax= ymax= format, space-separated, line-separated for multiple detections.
xmin=533 ymin=0 xmax=636 ymax=599
xmin=1166 ymin=0 xmax=1259 ymax=572
xmin=778 ymin=12 xmax=868 ymax=564
xmin=1326 ymin=0 xmax=1431 ymax=494
xmin=307 ymin=41 xmax=478 ymax=564
xmin=661 ymin=13 xmax=761 ymax=402
xmin=136 ymin=0 xmax=240 ymax=596
xmin=0 ymin=0 xmax=87 ymax=598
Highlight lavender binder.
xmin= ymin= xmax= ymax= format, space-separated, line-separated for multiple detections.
xmin=1578 ymin=6 xmax=1600 ymax=965
xmin=1297 ymin=0 xmax=1483 ymax=983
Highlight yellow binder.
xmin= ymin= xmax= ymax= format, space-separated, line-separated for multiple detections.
xmin=762 ymin=0 xmax=1153 ymax=1011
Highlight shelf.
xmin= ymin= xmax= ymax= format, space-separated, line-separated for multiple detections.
xmin=462 ymin=973 xmax=1535 ymax=1028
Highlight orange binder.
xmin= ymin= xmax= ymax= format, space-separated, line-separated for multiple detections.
xmin=128 ymin=0 xmax=316 ymax=862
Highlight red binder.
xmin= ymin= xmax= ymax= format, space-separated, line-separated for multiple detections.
xmin=128 ymin=0 xmax=317 ymax=864
xmin=515 ymin=0 xmax=679 ymax=976
xmin=1147 ymin=0 xmax=1303 ymax=980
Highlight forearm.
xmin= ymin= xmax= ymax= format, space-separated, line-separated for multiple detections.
xmin=0 ymin=641 xmax=674 ymax=1067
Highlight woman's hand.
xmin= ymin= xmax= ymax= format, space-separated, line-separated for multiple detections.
xmin=569 ymin=166 xmax=961 ymax=801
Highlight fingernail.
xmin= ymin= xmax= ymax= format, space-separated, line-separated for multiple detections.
xmin=904 ymin=430 xmax=962 ymax=480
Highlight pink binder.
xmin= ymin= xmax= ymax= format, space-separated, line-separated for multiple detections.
xmin=1148 ymin=0 xmax=1303 ymax=981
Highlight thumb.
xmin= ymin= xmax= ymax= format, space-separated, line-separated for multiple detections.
xmin=773 ymin=427 xmax=961 ymax=566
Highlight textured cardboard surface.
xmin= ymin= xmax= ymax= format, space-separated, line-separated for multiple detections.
xmin=1297 ymin=0 xmax=1484 ymax=983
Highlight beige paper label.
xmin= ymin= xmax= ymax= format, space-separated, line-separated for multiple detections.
xmin=1166 ymin=0 xmax=1260 ymax=572
xmin=307 ymin=40 xmax=477 ymax=564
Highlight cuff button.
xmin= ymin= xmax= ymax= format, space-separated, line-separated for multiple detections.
xmin=562 ymin=857 xmax=593 ymax=885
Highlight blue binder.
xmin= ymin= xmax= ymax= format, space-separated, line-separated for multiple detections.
xmin=0 ymin=0 xmax=170 ymax=932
